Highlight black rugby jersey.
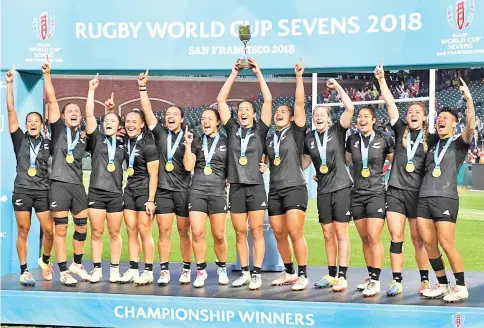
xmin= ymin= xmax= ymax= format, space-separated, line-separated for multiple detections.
xmin=11 ymin=128 xmax=51 ymax=191
xmin=225 ymin=118 xmax=269 ymax=185
xmin=50 ymin=119 xmax=87 ymax=185
xmin=304 ymin=122 xmax=352 ymax=194
xmin=151 ymin=123 xmax=190 ymax=191
xmin=265 ymin=123 xmax=307 ymax=192
xmin=388 ymin=119 xmax=427 ymax=191
xmin=346 ymin=131 xmax=394 ymax=195
xmin=87 ymin=129 xmax=125 ymax=194
xmin=124 ymin=134 xmax=159 ymax=193
xmin=419 ymin=135 xmax=469 ymax=199
xmin=190 ymin=133 xmax=228 ymax=196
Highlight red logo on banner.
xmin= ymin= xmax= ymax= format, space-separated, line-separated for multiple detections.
xmin=452 ymin=313 xmax=465 ymax=328
xmin=32 ymin=11 xmax=56 ymax=40
xmin=447 ymin=0 xmax=475 ymax=30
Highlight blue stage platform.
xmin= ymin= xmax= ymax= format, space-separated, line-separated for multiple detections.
xmin=1 ymin=263 xmax=484 ymax=327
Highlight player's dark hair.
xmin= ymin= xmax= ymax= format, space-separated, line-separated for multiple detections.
xmin=61 ymin=102 xmax=80 ymax=114
xmin=25 ymin=112 xmax=43 ymax=123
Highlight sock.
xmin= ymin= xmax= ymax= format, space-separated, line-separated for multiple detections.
xmin=298 ymin=265 xmax=307 ymax=278
xmin=328 ymin=265 xmax=337 ymax=278
xmin=284 ymin=263 xmax=295 ymax=274
xmin=419 ymin=270 xmax=429 ymax=282
xmin=183 ymin=261 xmax=191 ymax=270
xmin=392 ymin=272 xmax=403 ymax=283
xmin=42 ymin=254 xmax=50 ymax=265
xmin=215 ymin=261 xmax=226 ymax=268
xmin=129 ymin=261 xmax=139 ymax=270
xmin=338 ymin=266 xmax=348 ymax=279
xmin=197 ymin=262 xmax=207 ymax=270
xmin=241 ymin=266 xmax=249 ymax=272
xmin=160 ymin=262 xmax=169 ymax=271
xmin=370 ymin=267 xmax=382 ymax=281
xmin=437 ymin=275 xmax=449 ymax=285
xmin=20 ymin=263 xmax=28 ymax=275
xmin=73 ymin=253 xmax=83 ymax=265
xmin=367 ymin=266 xmax=372 ymax=276
xmin=58 ymin=261 xmax=67 ymax=272
xmin=110 ymin=263 xmax=119 ymax=268
xmin=251 ymin=266 xmax=262 ymax=275
xmin=454 ymin=272 xmax=465 ymax=286
xmin=145 ymin=263 xmax=153 ymax=271
xmin=93 ymin=262 xmax=102 ymax=269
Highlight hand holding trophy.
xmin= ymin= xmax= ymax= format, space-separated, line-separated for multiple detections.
xmin=238 ymin=24 xmax=251 ymax=69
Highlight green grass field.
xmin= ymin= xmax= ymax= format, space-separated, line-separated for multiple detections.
xmin=48 ymin=171 xmax=484 ymax=271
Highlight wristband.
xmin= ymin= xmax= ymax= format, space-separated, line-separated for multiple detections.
xmin=147 ymin=200 xmax=155 ymax=203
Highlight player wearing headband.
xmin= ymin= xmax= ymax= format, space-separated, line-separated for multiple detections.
xmin=418 ymin=79 xmax=475 ymax=302
xmin=345 ymin=106 xmax=394 ymax=297
xmin=85 ymin=76 xmax=125 ymax=283
xmin=302 ymin=78 xmax=354 ymax=292
xmin=43 ymin=61 xmax=90 ymax=286
xmin=216 ymin=58 xmax=272 ymax=290
xmin=183 ymin=108 xmax=229 ymax=288
xmin=6 ymin=67 xmax=53 ymax=286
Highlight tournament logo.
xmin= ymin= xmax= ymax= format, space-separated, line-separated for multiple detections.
xmin=32 ymin=11 xmax=55 ymax=40
xmin=447 ymin=0 xmax=475 ymax=30
xmin=452 ymin=313 xmax=465 ymax=327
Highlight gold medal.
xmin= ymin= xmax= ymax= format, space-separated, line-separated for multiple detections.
xmin=66 ymin=153 xmax=75 ymax=164
xmin=239 ymin=156 xmax=248 ymax=166
xmin=274 ymin=157 xmax=281 ymax=166
xmin=165 ymin=161 xmax=174 ymax=172
xmin=27 ymin=167 xmax=37 ymax=177
xmin=126 ymin=167 xmax=135 ymax=176
xmin=107 ymin=163 xmax=116 ymax=172
xmin=406 ymin=162 xmax=415 ymax=173
xmin=204 ymin=166 xmax=212 ymax=175
xmin=432 ymin=167 xmax=441 ymax=178
xmin=361 ymin=168 xmax=370 ymax=178
xmin=320 ymin=165 xmax=328 ymax=174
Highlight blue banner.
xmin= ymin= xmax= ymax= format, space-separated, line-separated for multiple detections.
xmin=2 ymin=290 xmax=484 ymax=328
xmin=1 ymin=0 xmax=483 ymax=72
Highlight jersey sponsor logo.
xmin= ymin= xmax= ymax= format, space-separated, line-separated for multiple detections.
xmin=269 ymin=140 xmax=274 ymax=148
xmin=261 ymin=201 xmax=266 ymax=207
xmin=219 ymin=145 xmax=227 ymax=152
xmin=188 ymin=203 xmax=192 ymax=209
xmin=353 ymin=140 xmax=360 ymax=148
xmin=15 ymin=199 xmax=23 ymax=206
xmin=51 ymin=201 xmax=57 ymax=208
xmin=377 ymin=208 xmax=383 ymax=213
xmin=310 ymin=141 xmax=315 ymax=149
xmin=345 ymin=211 xmax=350 ymax=215
xmin=89 ymin=201 xmax=95 ymax=205
xmin=443 ymin=210 xmax=451 ymax=215
xmin=224 ymin=206 xmax=227 ymax=211
xmin=281 ymin=135 xmax=287 ymax=141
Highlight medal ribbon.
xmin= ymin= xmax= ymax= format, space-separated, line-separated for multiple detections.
xmin=314 ymin=129 xmax=329 ymax=166
xmin=360 ymin=131 xmax=375 ymax=169
xmin=273 ymin=126 xmax=290 ymax=159
xmin=434 ymin=136 xmax=454 ymax=169
xmin=128 ymin=133 xmax=143 ymax=168
xmin=203 ymin=133 xmax=220 ymax=167
xmin=406 ymin=129 xmax=423 ymax=164
xmin=28 ymin=137 xmax=42 ymax=168
xmin=238 ymin=127 xmax=253 ymax=157
xmin=66 ymin=127 xmax=80 ymax=156
xmin=167 ymin=130 xmax=184 ymax=162
xmin=106 ymin=136 xmax=117 ymax=164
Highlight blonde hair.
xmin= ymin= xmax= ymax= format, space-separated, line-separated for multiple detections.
xmin=313 ymin=106 xmax=332 ymax=126
xmin=402 ymin=102 xmax=428 ymax=153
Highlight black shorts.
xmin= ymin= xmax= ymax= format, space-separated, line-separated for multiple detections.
xmin=88 ymin=188 xmax=124 ymax=213
xmin=417 ymin=197 xmax=459 ymax=223
xmin=12 ymin=188 xmax=50 ymax=213
xmin=317 ymin=187 xmax=352 ymax=224
xmin=124 ymin=189 xmax=149 ymax=212
xmin=268 ymin=185 xmax=308 ymax=216
xmin=351 ymin=192 xmax=386 ymax=220
xmin=50 ymin=181 xmax=88 ymax=213
xmin=229 ymin=183 xmax=267 ymax=213
xmin=189 ymin=192 xmax=227 ymax=215
xmin=386 ymin=186 xmax=419 ymax=219
xmin=155 ymin=188 xmax=189 ymax=217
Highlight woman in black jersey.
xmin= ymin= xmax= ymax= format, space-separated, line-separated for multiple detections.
xmin=302 ymin=78 xmax=354 ymax=292
xmin=137 ymin=70 xmax=192 ymax=286
xmin=345 ymin=106 xmax=394 ymax=297
xmin=417 ymin=79 xmax=475 ymax=303
xmin=183 ymin=108 xmax=229 ymax=288
xmin=265 ymin=59 xmax=308 ymax=291
xmin=6 ymin=68 xmax=53 ymax=286
xmin=84 ymin=75 xmax=125 ymax=283
xmin=216 ymin=58 xmax=272 ymax=290
xmin=43 ymin=61 xmax=90 ymax=286
xmin=118 ymin=110 xmax=159 ymax=285
xmin=374 ymin=62 xmax=430 ymax=297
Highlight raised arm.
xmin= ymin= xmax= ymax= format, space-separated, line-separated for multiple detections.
xmin=85 ymin=74 xmax=100 ymax=134
xmin=42 ymin=58 xmax=60 ymax=123
xmin=5 ymin=67 xmax=19 ymax=133
xmin=327 ymin=78 xmax=354 ymax=129
xmin=249 ymin=58 xmax=272 ymax=126
xmin=460 ymin=78 xmax=475 ymax=144
xmin=137 ymin=69 xmax=158 ymax=128
xmin=374 ymin=60 xmax=399 ymax=122
xmin=183 ymin=126 xmax=196 ymax=171
xmin=294 ymin=58 xmax=306 ymax=128
xmin=216 ymin=62 xmax=240 ymax=125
